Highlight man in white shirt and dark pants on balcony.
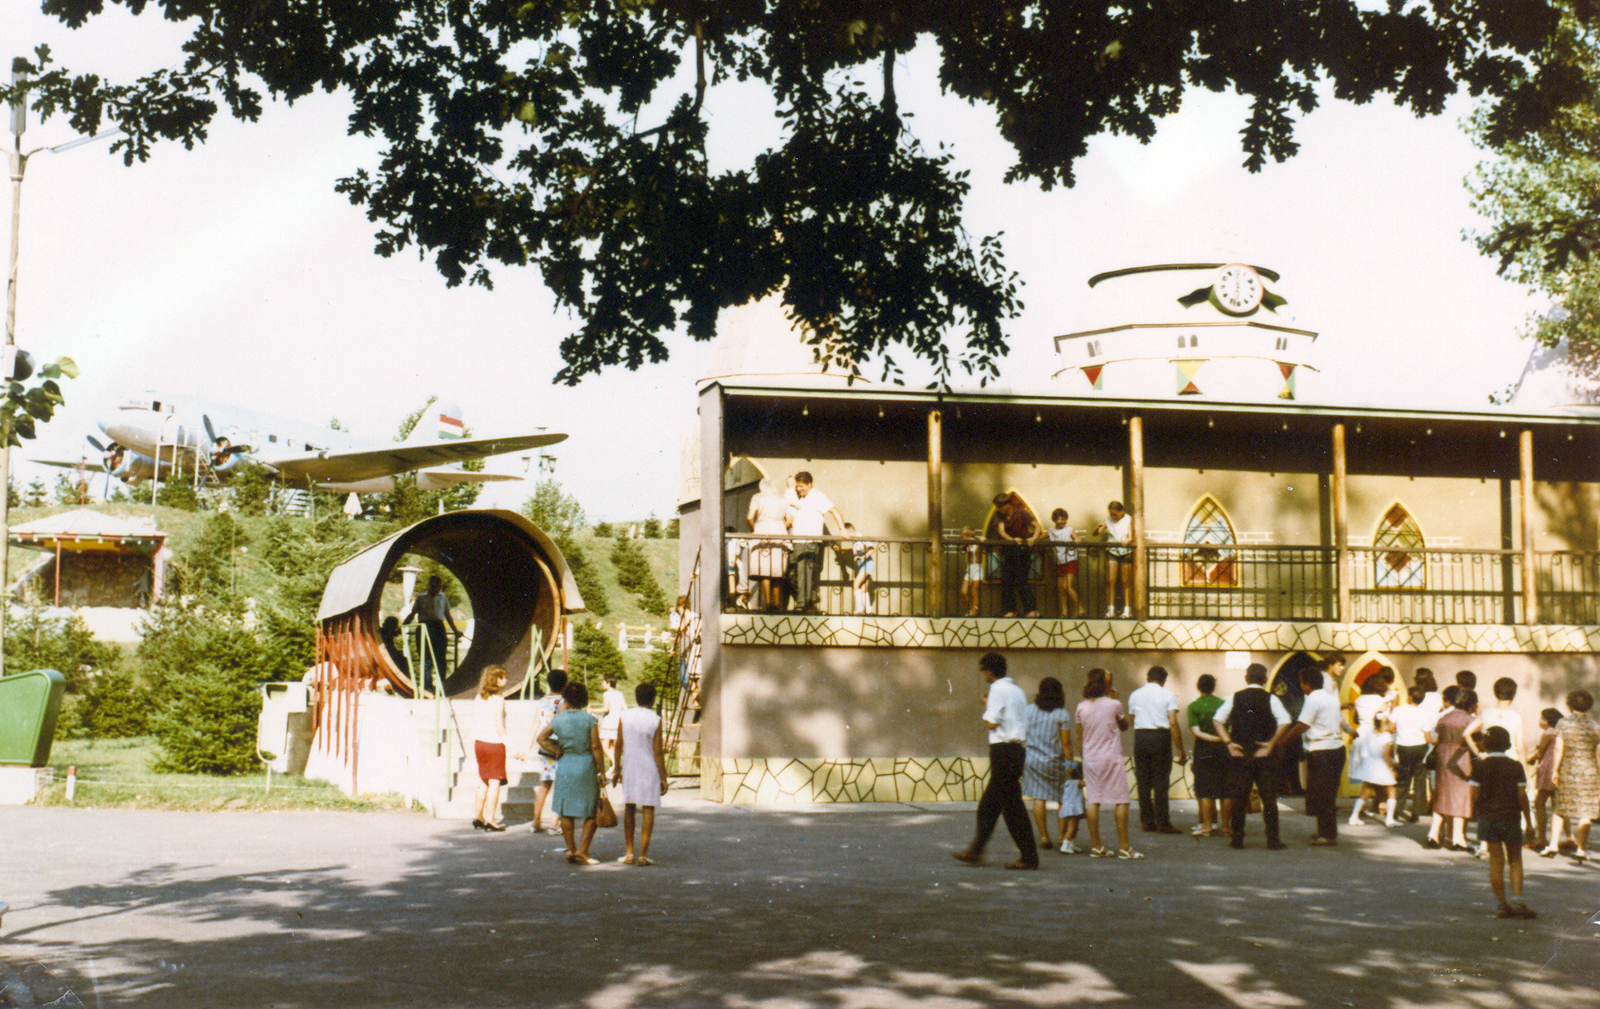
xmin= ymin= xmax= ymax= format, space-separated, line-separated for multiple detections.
xmin=1129 ymin=666 xmax=1187 ymax=834
xmin=953 ymin=652 xmax=1039 ymax=870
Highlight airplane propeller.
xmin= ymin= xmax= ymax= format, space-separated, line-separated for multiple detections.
xmin=86 ymin=434 xmax=126 ymax=475
xmin=201 ymin=414 xmax=251 ymax=468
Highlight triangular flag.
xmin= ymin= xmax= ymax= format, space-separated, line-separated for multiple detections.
xmin=1083 ymin=365 xmax=1103 ymax=390
xmin=1277 ymin=361 xmax=1296 ymax=400
xmin=1175 ymin=359 xmax=1206 ymax=396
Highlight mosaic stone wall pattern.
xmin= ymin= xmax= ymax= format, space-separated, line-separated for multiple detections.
xmin=701 ymin=757 xmax=1175 ymax=805
xmin=721 ymin=614 xmax=1600 ymax=654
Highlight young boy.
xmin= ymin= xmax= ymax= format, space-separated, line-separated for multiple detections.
xmin=1047 ymin=508 xmax=1080 ymax=618
xmin=1471 ymin=725 xmax=1536 ymax=919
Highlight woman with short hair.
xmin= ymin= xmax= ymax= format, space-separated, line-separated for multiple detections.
xmin=538 ymin=681 xmax=608 ymax=865
xmin=1425 ymin=689 xmax=1478 ymax=851
xmin=1022 ymin=677 xmax=1075 ymax=852
xmin=1541 ymin=689 xmax=1600 ymax=863
xmin=612 ymin=683 xmax=670 ymax=865
xmin=1076 ymin=668 xmax=1139 ymax=859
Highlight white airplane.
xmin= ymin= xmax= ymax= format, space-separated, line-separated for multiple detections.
xmin=42 ymin=393 xmax=565 ymax=494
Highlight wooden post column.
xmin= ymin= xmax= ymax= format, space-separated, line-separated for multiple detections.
xmin=927 ymin=407 xmax=944 ymax=616
xmin=1129 ymin=414 xmax=1146 ymax=619
xmin=1332 ymin=422 xmax=1349 ymax=624
xmin=1520 ymin=429 xmax=1537 ymax=624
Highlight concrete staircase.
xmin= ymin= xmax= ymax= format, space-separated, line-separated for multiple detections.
xmin=417 ymin=699 xmax=548 ymax=822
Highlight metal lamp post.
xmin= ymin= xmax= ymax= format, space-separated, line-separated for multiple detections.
xmin=3 ymin=69 xmax=122 ymax=674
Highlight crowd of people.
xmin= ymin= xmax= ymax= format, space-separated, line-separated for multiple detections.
xmin=953 ymin=651 xmax=1600 ymax=920
xmin=468 ymin=668 xmax=671 ymax=866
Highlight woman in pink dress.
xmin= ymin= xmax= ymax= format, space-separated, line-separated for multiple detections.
xmin=1076 ymin=667 xmax=1140 ymax=859
xmin=1425 ymin=689 xmax=1477 ymax=851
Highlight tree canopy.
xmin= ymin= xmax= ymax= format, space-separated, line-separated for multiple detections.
xmin=10 ymin=0 xmax=1584 ymax=384
xmin=1468 ymin=10 xmax=1600 ymax=352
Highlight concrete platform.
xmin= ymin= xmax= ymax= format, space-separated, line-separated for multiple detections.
xmin=1 ymin=799 xmax=1597 ymax=1008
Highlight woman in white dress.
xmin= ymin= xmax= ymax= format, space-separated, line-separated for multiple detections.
xmin=612 ymin=682 xmax=670 ymax=864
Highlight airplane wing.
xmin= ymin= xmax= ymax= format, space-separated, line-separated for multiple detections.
xmin=267 ymin=432 xmax=567 ymax=484
xmin=32 ymin=459 xmax=90 ymax=470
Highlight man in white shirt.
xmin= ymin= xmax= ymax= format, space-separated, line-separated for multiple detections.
xmin=786 ymin=471 xmax=844 ymax=614
xmin=1215 ymin=663 xmax=1294 ymax=849
xmin=1281 ymin=655 xmax=1352 ymax=846
xmin=1128 ymin=666 xmax=1187 ymax=834
xmin=403 ymin=575 xmax=461 ymax=686
xmin=953 ymin=652 xmax=1039 ymax=869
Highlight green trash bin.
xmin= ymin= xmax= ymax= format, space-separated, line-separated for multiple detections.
xmin=0 ymin=669 xmax=66 ymax=766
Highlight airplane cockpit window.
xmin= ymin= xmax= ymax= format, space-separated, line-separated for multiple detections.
xmin=269 ymin=434 xmax=278 ymax=443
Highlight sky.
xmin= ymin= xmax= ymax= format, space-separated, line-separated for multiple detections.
xmin=1 ymin=6 xmax=1544 ymax=520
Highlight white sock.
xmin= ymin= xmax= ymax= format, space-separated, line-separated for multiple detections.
xmin=1383 ymin=799 xmax=1397 ymax=824
xmin=1348 ymin=799 xmax=1366 ymax=825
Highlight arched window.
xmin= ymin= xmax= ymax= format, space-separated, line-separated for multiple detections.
xmin=1182 ymin=495 xmax=1237 ymax=586
xmin=1373 ymin=503 xmax=1426 ymax=589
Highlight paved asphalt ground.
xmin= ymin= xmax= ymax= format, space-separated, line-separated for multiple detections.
xmin=2 ymin=796 xmax=1598 ymax=1008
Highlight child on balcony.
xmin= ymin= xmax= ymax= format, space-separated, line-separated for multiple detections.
xmin=845 ymin=522 xmax=874 ymax=615
xmin=1048 ymin=508 xmax=1080 ymax=618
xmin=959 ymin=527 xmax=982 ymax=617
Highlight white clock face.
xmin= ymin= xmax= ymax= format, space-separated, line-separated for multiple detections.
xmin=1214 ymin=264 xmax=1264 ymax=315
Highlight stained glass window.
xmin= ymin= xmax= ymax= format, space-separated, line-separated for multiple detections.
xmin=1373 ymin=503 xmax=1426 ymax=589
xmin=1182 ymin=495 xmax=1237 ymax=586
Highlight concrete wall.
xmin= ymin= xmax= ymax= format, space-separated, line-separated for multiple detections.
xmin=712 ymin=642 xmax=1598 ymax=764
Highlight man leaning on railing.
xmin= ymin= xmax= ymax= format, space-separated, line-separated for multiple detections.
xmin=786 ymin=472 xmax=845 ymax=615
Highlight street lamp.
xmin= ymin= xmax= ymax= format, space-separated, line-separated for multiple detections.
xmin=2 ymin=68 xmax=122 ymax=674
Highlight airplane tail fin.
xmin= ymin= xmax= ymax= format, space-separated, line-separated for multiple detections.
xmin=407 ymin=401 xmax=465 ymax=443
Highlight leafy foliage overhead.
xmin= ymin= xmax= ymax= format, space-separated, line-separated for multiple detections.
xmin=10 ymin=1 xmax=1579 ymax=384
xmin=1467 ymin=10 xmax=1600 ymax=351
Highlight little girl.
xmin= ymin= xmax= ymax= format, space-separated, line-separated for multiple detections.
xmin=1058 ymin=748 xmax=1086 ymax=853
xmin=1350 ymin=712 xmax=1400 ymax=827
xmin=959 ymin=527 xmax=982 ymax=617
xmin=845 ymin=523 xmax=875 ymax=615
xmin=1526 ymin=707 xmax=1562 ymax=850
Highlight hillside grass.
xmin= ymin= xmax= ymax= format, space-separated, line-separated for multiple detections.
xmin=37 ymin=736 xmax=411 ymax=811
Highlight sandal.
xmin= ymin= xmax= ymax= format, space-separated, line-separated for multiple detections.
xmin=636 ymin=856 xmax=654 ymax=866
xmin=1512 ymin=902 xmax=1538 ymax=919
xmin=1496 ymin=904 xmax=1520 ymax=919
xmin=1116 ymin=848 xmax=1145 ymax=860
xmin=1089 ymin=847 xmax=1113 ymax=858
xmin=618 ymin=853 xmax=636 ymax=864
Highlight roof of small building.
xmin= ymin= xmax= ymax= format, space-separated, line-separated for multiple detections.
xmin=9 ymin=509 xmax=167 ymax=554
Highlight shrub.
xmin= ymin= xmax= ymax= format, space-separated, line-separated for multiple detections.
xmin=592 ymin=521 xmax=614 ymax=538
xmin=5 ymin=605 xmax=121 ymax=694
xmin=642 ymin=513 xmax=662 ymax=538
xmin=77 ymin=670 xmax=151 ymax=738
xmin=140 ymin=599 xmax=270 ymax=774
xmin=569 ymin=620 xmax=626 ymax=690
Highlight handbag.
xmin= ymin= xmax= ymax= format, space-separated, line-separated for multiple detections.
xmin=594 ymin=791 xmax=619 ymax=829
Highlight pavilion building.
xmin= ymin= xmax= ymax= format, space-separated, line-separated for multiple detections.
xmin=679 ymin=256 xmax=1600 ymax=804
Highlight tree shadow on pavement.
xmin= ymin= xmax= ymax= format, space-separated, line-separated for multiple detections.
xmin=3 ymin=804 xmax=1598 ymax=1008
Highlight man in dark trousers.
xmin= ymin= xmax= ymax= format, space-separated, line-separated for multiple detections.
xmin=952 ymin=652 xmax=1039 ymax=869
xmin=1214 ymin=663 xmax=1293 ymax=849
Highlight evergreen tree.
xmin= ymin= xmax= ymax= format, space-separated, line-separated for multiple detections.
xmin=642 ymin=513 xmax=662 ymax=538
xmin=141 ymin=597 xmax=270 ymax=774
xmin=569 ymin=620 xmax=626 ymax=692
xmin=523 ymin=480 xmax=609 ymax=616
xmin=610 ymin=537 xmax=669 ymax=616
xmin=76 ymin=671 xmax=150 ymax=738
xmin=4 ymin=604 xmax=121 ymax=694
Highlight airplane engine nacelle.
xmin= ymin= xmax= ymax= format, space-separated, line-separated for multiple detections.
xmin=115 ymin=452 xmax=159 ymax=484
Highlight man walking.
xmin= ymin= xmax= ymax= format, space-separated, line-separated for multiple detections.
xmin=786 ymin=471 xmax=844 ymax=614
xmin=953 ymin=652 xmax=1039 ymax=870
xmin=1214 ymin=663 xmax=1292 ymax=849
xmin=1128 ymin=666 xmax=1186 ymax=833
xmin=403 ymin=575 xmax=461 ymax=685
xmin=1282 ymin=655 xmax=1352 ymax=846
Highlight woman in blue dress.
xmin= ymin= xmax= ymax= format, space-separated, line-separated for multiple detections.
xmin=536 ymin=680 xmax=608 ymax=865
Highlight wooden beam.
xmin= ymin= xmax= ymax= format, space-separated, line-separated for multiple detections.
xmin=1129 ymin=414 xmax=1146 ymax=619
xmin=927 ymin=408 xmax=944 ymax=616
xmin=1332 ymin=422 xmax=1349 ymax=623
xmin=1521 ymin=428 xmax=1537 ymax=624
